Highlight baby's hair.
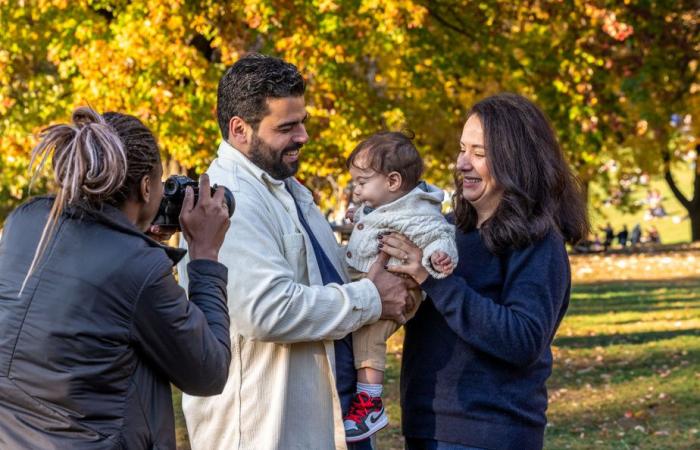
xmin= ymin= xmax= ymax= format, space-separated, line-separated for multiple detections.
xmin=346 ymin=131 xmax=423 ymax=192
xmin=22 ymin=106 xmax=159 ymax=294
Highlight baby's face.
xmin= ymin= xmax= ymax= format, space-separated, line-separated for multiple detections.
xmin=349 ymin=164 xmax=393 ymax=209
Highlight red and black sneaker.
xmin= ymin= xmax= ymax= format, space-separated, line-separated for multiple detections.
xmin=343 ymin=391 xmax=388 ymax=442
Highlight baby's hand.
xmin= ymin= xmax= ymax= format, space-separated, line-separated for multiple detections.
xmin=345 ymin=207 xmax=356 ymax=223
xmin=430 ymin=251 xmax=454 ymax=275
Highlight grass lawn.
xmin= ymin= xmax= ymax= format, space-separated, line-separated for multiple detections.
xmin=545 ymin=278 xmax=700 ymax=449
xmin=173 ymin=250 xmax=700 ymax=449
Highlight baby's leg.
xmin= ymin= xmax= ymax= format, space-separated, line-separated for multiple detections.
xmin=352 ymin=319 xmax=398 ymax=375
xmin=358 ymin=367 xmax=384 ymax=384
xmin=345 ymin=320 xmax=399 ymax=442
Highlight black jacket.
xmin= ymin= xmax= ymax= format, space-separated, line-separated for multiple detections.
xmin=0 ymin=197 xmax=231 ymax=449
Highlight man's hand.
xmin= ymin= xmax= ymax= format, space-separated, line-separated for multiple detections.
xmin=367 ymin=252 xmax=410 ymax=324
xmin=179 ymin=174 xmax=231 ymax=261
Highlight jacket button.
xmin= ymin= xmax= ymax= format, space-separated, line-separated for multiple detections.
xmin=347 ymin=251 xmax=352 ymax=258
xmin=357 ymin=223 xmax=364 ymax=230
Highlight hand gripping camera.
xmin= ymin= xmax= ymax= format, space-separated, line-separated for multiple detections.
xmin=152 ymin=175 xmax=235 ymax=230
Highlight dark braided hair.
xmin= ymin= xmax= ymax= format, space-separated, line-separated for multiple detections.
xmin=23 ymin=107 xmax=160 ymax=292
xmin=102 ymin=112 xmax=160 ymax=207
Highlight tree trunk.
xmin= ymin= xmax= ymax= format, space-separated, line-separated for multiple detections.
xmin=691 ymin=208 xmax=700 ymax=242
xmin=664 ymin=149 xmax=700 ymax=242
xmin=580 ymin=178 xmax=590 ymax=213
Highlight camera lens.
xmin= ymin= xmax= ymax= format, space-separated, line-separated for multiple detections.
xmin=164 ymin=179 xmax=179 ymax=196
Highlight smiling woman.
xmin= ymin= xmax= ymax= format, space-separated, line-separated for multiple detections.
xmin=457 ymin=114 xmax=501 ymax=227
xmin=378 ymin=93 xmax=589 ymax=450
xmin=453 ymin=93 xmax=588 ymax=253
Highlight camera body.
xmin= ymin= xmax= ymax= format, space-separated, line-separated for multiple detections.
xmin=152 ymin=175 xmax=235 ymax=230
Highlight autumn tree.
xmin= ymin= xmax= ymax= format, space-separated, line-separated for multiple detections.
xmin=1 ymin=0 xmax=698 ymax=237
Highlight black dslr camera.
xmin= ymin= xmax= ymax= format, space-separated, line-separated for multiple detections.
xmin=152 ymin=175 xmax=235 ymax=230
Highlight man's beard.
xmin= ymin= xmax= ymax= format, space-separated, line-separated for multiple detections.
xmin=248 ymin=133 xmax=302 ymax=180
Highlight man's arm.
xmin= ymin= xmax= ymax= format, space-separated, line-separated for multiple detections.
xmin=186 ymin=182 xmax=382 ymax=344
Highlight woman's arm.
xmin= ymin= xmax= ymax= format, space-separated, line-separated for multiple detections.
xmin=131 ymin=258 xmax=232 ymax=396
xmin=381 ymin=232 xmax=570 ymax=368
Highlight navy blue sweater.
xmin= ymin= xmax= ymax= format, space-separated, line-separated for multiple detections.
xmin=401 ymin=228 xmax=570 ymax=450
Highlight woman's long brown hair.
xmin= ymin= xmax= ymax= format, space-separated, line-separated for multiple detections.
xmin=453 ymin=93 xmax=589 ymax=253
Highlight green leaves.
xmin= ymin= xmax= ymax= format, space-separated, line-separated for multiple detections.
xmin=0 ymin=0 xmax=697 ymax=224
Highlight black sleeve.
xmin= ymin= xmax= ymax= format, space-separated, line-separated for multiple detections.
xmin=131 ymin=258 xmax=231 ymax=396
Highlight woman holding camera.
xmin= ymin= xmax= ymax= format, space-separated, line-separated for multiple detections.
xmin=380 ymin=93 xmax=588 ymax=450
xmin=0 ymin=107 xmax=232 ymax=449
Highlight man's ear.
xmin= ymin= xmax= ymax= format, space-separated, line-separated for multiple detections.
xmin=139 ymin=174 xmax=151 ymax=203
xmin=387 ymin=171 xmax=403 ymax=192
xmin=228 ymin=116 xmax=252 ymax=148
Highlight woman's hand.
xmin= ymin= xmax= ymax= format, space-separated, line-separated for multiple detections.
xmin=179 ymin=174 xmax=231 ymax=261
xmin=378 ymin=232 xmax=430 ymax=284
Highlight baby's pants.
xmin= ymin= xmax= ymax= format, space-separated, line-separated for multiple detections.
xmin=351 ymin=270 xmax=423 ymax=371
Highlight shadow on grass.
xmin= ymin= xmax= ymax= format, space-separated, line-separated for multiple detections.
xmin=550 ymin=346 xmax=700 ymax=389
xmin=572 ymin=277 xmax=700 ymax=291
xmin=567 ymin=279 xmax=700 ymax=317
xmin=554 ymin=328 xmax=700 ymax=349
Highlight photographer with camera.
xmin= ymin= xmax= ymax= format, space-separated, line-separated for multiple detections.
xmin=0 ymin=107 xmax=232 ymax=449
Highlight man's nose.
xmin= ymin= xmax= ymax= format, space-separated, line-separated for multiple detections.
xmin=294 ymin=125 xmax=309 ymax=144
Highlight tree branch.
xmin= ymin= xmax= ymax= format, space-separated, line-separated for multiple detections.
xmin=423 ymin=2 xmax=474 ymax=39
xmin=664 ymin=168 xmax=691 ymax=209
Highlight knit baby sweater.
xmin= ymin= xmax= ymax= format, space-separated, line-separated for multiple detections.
xmin=345 ymin=182 xmax=458 ymax=278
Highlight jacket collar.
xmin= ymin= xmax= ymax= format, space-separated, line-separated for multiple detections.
xmin=216 ymin=140 xmax=314 ymax=206
xmin=62 ymin=198 xmax=187 ymax=264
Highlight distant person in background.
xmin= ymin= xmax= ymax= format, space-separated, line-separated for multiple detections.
xmin=647 ymin=225 xmax=661 ymax=244
xmin=646 ymin=189 xmax=666 ymax=219
xmin=593 ymin=234 xmax=603 ymax=251
xmin=630 ymin=223 xmax=642 ymax=247
xmin=600 ymin=222 xmax=614 ymax=251
xmin=617 ymin=224 xmax=629 ymax=247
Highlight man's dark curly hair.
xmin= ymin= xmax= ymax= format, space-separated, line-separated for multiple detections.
xmin=217 ymin=53 xmax=305 ymax=139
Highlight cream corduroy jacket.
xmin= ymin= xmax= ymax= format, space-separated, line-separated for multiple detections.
xmin=346 ymin=183 xmax=458 ymax=278
xmin=178 ymin=141 xmax=382 ymax=450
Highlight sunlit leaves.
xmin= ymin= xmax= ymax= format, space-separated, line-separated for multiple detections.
xmin=0 ymin=0 xmax=697 ymax=225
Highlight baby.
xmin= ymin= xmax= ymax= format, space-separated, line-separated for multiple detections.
xmin=342 ymin=131 xmax=458 ymax=442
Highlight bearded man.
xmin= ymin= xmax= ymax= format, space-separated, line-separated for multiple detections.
xmin=178 ymin=54 xmax=410 ymax=450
